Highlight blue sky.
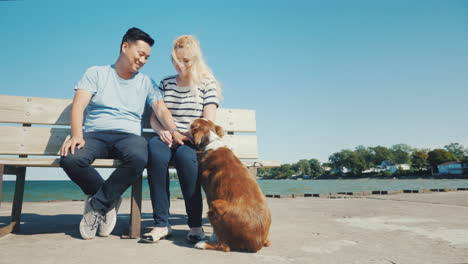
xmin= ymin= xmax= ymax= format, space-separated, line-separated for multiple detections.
xmin=1 ymin=0 xmax=467 ymax=180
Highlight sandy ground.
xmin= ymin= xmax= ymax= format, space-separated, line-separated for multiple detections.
xmin=1 ymin=192 xmax=468 ymax=264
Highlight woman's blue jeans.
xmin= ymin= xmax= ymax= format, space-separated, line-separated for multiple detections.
xmin=147 ymin=136 xmax=202 ymax=228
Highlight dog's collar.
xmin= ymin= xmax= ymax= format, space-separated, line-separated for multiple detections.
xmin=204 ymin=131 xmax=229 ymax=152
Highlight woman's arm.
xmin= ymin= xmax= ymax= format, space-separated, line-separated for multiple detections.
xmin=202 ymin=104 xmax=217 ymax=121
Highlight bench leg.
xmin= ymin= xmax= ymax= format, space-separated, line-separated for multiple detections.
xmin=11 ymin=167 xmax=26 ymax=233
xmin=129 ymin=175 xmax=142 ymax=239
xmin=0 ymin=166 xmax=12 ymax=237
xmin=0 ymin=164 xmax=3 ymax=208
xmin=0 ymin=166 xmax=26 ymax=237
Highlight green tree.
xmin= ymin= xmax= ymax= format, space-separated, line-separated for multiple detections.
xmin=328 ymin=149 xmax=353 ymax=170
xmin=370 ymin=146 xmax=393 ymax=165
xmin=257 ymin=167 xmax=272 ymax=178
xmin=346 ymin=152 xmax=366 ymax=176
xmin=354 ymin=145 xmax=374 ymax=169
xmin=308 ymin=159 xmax=323 ymax=178
xmin=292 ymin=159 xmax=311 ymax=176
xmin=328 ymin=149 xmax=366 ymax=176
xmin=270 ymin=164 xmax=295 ymax=179
xmin=427 ymin=149 xmax=457 ymax=170
xmin=411 ymin=149 xmax=429 ymax=169
xmin=444 ymin=143 xmax=465 ymax=160
xmin=390 ymin=144 xmax=411 ymax=164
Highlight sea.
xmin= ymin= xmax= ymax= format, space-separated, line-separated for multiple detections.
xmin=2 ymin=179 xmax=468 ymax=202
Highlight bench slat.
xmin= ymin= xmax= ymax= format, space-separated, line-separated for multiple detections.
xmin=0 ymin=95 xmax=256 ymax=132
xmin=0 ymin=127 xmax=258 ymax=159
xmin=0 ymin=157 xmax=280 ymax=169
xmin=0 ymin=158 xmax=119 ymax=168
xmin=242 ymin=160 xmax=282 ymax=168
xmin=0 ymin=95 xmax=71 ymax=125
xmin=216 ymin=108 xmax=256 ymax=132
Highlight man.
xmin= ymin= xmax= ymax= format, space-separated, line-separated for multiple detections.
xmin=60 ymin=27 xmax=187 ymax=240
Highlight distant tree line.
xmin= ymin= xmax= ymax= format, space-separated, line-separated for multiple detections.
xmin=258 ymin=143 xmax=468 ymax=179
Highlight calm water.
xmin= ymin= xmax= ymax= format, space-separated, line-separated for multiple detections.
xmin=2 ymin=179 xmax=468 ymax=202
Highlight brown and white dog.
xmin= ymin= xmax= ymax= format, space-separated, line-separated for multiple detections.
xmin=190 ymin=118 xmax=271 ymax=252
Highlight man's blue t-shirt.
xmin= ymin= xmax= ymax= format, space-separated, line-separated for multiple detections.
xmin=74 ymin=65 xmax=161 ymax=135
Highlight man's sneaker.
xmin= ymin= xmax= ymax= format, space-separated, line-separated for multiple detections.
xmin=79 ymin=196 xmax=104 ymax=240
xmin=140 ymin=225 xmax=172 ymax=243
xmin=98 ymin=197 xmax=122 ymax=237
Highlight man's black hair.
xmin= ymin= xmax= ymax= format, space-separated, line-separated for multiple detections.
xmin=120 ymin=27 xmax=154 ymax=51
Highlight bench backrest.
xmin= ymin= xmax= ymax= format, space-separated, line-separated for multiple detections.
xmin=0 ymin=95 xmax=258 ymax=160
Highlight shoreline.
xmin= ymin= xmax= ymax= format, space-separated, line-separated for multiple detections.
xmin=3 ymin=175 xmax=468 ymax=182
xmin=2 ymin=186 xmax=467 ymax=204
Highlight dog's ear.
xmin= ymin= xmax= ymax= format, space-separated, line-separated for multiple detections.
xmin=206 ymin=120 xmax=224 ymax=137
xmin=190 ymin=120 xmax=200 ymax=145
xmin=214 ymin=125 xmax=224 ymax=138
xmin=193 ymin=131 xmax=204 ymax=145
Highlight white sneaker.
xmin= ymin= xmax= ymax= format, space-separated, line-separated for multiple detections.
xmin=79 ymin=196 xmax=104 ymax=240
xmin=98 ymin=197 xmax=122 ymax=237
xmin=140 ymin=225 xmax=172 ymax=243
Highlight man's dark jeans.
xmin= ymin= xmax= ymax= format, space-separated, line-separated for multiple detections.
xmin=60 ymin=131 xmax=148 ymax=212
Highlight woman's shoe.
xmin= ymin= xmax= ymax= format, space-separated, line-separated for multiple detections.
xmin=186 ymin=227 xmax=205 ymax=243
xmin=140 ymin=225 xmax=172 ymax=243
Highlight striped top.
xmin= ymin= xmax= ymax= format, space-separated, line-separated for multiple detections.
xmin=159 ymin=75 xmax=220 ymax=132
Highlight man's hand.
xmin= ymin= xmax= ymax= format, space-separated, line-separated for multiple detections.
xmin=159 ymin=130 xmax=173 ymax=147
xmin=60 ymin=137 xmax=86 ymax=156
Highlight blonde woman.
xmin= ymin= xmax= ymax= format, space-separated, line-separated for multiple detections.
xmin=141 ymin=35 xmax=222 ymax=243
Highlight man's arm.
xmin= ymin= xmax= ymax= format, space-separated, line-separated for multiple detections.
xmin=60 ymin=90 xmax=92 ymax=156
xmin=150 ymin=112 xmax=173 ymax=146
xmin=152 ymin=100 xmax=188 ymax=145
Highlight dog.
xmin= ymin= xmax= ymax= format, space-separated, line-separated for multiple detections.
xmin=190 ymin=118 xmax=271 ymax=252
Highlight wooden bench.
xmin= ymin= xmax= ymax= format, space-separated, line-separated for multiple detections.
xmin=0 ymin=95 xmax=280 ymax=238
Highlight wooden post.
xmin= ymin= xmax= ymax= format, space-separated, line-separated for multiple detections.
xmin=129 ymin=175 xmax=142 ymax=239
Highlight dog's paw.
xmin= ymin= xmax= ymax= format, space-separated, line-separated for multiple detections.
xmin=194 ymin=241 xmax=207 ymax=249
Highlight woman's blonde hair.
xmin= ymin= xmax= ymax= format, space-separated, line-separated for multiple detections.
xmin=172 ymin=35 xmax=222 ymax=101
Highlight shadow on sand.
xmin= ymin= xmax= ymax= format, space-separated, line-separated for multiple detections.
xmin=139 ymin=212 xmax=211 ymax=249
xmin=0 ymin=212 xmax=212 ymax=249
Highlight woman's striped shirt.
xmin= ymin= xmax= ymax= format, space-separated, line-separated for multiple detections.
xmin=159 ymin=75 xmax=219 ymax=132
